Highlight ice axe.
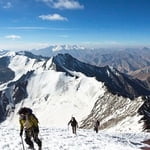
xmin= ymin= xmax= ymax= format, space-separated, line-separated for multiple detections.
xmin=21 ymin=136 xmax=25 ymax=150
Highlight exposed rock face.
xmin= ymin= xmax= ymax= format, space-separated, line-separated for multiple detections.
xmin=80 ymin=92 xmax=144 ymax=130
xmin=0 ymin=71 xmax=33 ymax=122
xmin=0 ymin=56 xmax=15 ymax=84
xmin=138 ymin=96 xmax=150 ymax=131
xmin=129 ymin=66 xmax=150 ymax=81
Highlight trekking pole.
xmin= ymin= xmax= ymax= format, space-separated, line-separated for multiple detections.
xmin=21 ymin=136 xmax=25 ymax=150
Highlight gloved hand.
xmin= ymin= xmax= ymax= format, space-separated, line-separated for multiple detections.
xmin=20 ymin=129 xmax=23 ymax=136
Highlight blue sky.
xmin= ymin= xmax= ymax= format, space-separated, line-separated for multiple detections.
xmin=0 ymin=0 xmax=150 ymax=50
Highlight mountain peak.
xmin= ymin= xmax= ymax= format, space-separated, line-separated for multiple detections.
xmin=52 ymin=53 xmax=150 ymax=99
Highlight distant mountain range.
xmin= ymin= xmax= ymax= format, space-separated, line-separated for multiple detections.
xmin=2 ymin=46 xmax=149 ymax=82
xmin=31 ymin=46 xmax=150 ymax=83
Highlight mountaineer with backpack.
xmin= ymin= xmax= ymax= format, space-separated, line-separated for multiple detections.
xmin=68 ymin=117 xmax=78 ymax=134
xmin=18 ymin=107 xmax=42 ymax=150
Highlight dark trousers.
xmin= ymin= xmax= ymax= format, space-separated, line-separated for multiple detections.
xmin=94 ymin=127 xmax=98 ymax=133
xmin=25 ymin=127 xmax=42 ymax=148
xmin=72 ymin=126 xmax=77 ymax=134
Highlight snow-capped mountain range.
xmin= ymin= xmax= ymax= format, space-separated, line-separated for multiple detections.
xmin=30 ymin=45 xmax=150 ymax=82
xmin=0 ymin=51 xmax=149 ymax=132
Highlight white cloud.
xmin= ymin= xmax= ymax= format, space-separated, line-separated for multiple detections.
xmin=6 ymin=26 xmax=73 ymax=31
xmin=39 ymin=13 xmax=68 ymax=21
xmin=53 ymin=0 xmax=84 ymax=9
xmin=5 ymin=35 xmax=21 ymax=40
xmin=7 ymin=26 xmax=48 ymax=30
xmin=36 ymin=0 xmax=84 ymax=9
xmin=3 ymin=2 xmax=12 ymax=9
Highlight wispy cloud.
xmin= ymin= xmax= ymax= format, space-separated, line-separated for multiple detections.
xmin=4 ymin=26 xmax=75 ymax=31
xmin=39 ymin=14 xmax=68 ymax=21
xmin=53 ymin=0 xmax=84 ymax=9
xmin=36 ymin=0 xmax=84 ymax=10
xmin=3 ymin=2 xmax=12 ymax=9
xmin=5 ymin=35 xmax=21 ymax=40
xmin=7 ymin=27 xmax=49 ymax=30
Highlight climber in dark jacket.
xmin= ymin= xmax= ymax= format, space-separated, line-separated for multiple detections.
xmin=68 ymin=117 xmax=78 ymax=134
xmin=94 ymin=120 xmax=100 ymax=133
xmin=18 ymin=107 xmax=42 ymax=150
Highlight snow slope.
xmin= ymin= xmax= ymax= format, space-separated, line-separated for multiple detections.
xmin=9 ymin=69 xmax=105 ymax=127
xmin=0 ymin=124 xmax=150 ymax=150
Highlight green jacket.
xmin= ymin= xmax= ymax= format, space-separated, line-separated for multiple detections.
xmin=19 ymin=114 xmax=39 ymax=130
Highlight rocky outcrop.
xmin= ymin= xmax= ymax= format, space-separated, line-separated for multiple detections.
xmin=80 ymin=92 xmax=144 ymax=130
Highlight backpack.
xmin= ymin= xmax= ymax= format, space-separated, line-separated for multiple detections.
xmin=29 ymin=114 xmax=39 ymax=127
xmin=97 ymin=121 xmax=100 ymax=126
xmin=71 ymin=119 xmax=77 ymax=127
xmin=18 ymin=107 xmax=32 ymax=115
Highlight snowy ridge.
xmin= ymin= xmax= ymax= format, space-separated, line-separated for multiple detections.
xmin=0 ymin=50 xmax=9 ymax=56
xmin=8 ymin=54 xmax=45 ymax=81
xmin=0 ymin=52 xmax=147 ymax=132
xmin=52 ymin=54 xmax=150 ymax=99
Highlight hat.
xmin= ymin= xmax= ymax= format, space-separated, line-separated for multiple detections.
xmin=18 ymin=107 xmax=32 ymax=115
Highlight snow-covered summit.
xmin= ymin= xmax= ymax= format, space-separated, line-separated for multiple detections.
xmin=52 ymin=54 xmax=150 ymax=99
xmin=52 ymin=44 xmax=85 ymax=51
